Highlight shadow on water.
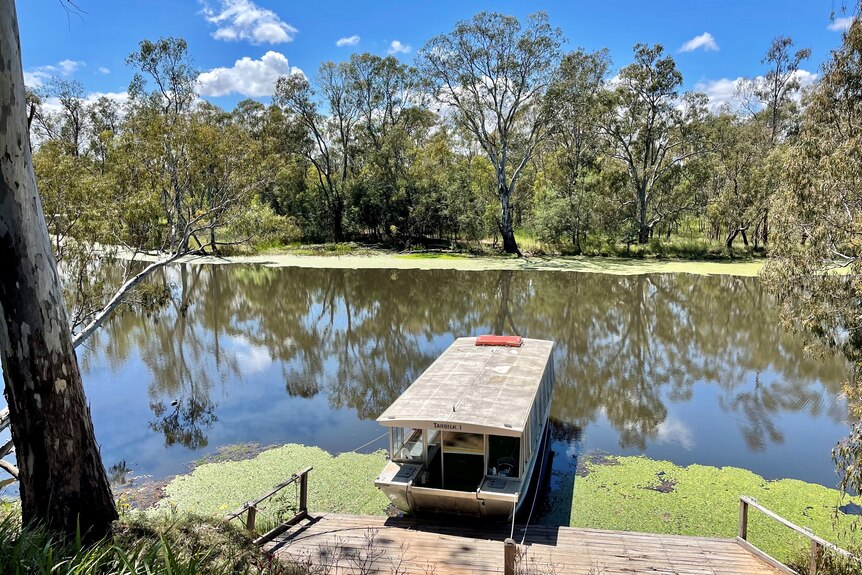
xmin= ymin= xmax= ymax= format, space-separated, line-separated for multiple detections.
xmin=77 ymin=264 xmax=851 ymax=494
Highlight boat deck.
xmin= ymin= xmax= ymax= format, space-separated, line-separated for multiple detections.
xmin=265 ymin=513 xmax=784 ymax=575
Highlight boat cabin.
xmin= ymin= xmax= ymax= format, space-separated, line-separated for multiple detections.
xmin=374 ymin=336 xmax=555 ymax=518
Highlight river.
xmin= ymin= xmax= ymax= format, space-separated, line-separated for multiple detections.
xmin=70 ymin=264 xmax=849 ymax=491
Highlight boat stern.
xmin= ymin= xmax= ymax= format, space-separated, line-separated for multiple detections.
xmin=374 ymin=460 xmax=422 ymax=513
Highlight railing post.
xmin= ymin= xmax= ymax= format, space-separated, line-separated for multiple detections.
xmin=299 ymin=470 xmax=308 ymax=515
xmin=504 ymin=538 xmax=516 ymax=575
xmin=810 ymin=539 xmax=819 ymax=575
xmin=246 ymin=506 xmax=257 ymax=532
xmin=738 ymin=497 xmax=749 ymax=540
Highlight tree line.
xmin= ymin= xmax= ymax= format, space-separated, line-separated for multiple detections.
xmin=30 ymin=12 xmax=814 ymax=262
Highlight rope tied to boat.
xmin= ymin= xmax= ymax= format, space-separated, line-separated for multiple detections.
xmin=348 ymin=430 xmax=389 ymax=454
xmin=518 ymin=429 xmax=552 ymax=546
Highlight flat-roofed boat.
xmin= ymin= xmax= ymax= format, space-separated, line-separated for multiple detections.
xmin=374 ymin=335 xmax=555 ymax=519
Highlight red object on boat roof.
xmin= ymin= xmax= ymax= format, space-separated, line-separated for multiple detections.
xmin=475 ymin=335 xmax=523 ymax=347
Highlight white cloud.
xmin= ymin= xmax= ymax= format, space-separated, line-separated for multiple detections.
xmin=202 ymin=0 xmax=297 ymax=45
xmin=695 ymin=77 xmax=742 ymax=112
xmin=24 ymin=59 xmax=85 ymax=88
xmin=655 ymin=418 xmax=695 ymax=450
xmin=793 ymin=69 xmax=818 ymax=89
xmin=679 ymin=32 xmax=719 ymax=53
xmin=24 ymin=71 xmax=47 ymax=88
xmin=695 ymin=69 xmax=818 ymax=113
xmin=828 ymin=17 xmax=854 ymax=32
xmin=197 ymin=51 xmax=302 ymax=97
xmin=38 ymin=91 xmax=128 ymax=116
xmin=97 ymin=67 xmax=111 ymax=75
xmin=57 ymin=59 xmax=83 ymax=75
xmin=336 ymin=35 xmax=360 ymax=47
xmin=387 ymin=40 xmax=411 ymax=55
xmin=229 ymin=335 xmax=272 ymax=374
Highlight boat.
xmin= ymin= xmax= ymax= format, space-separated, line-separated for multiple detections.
xmin=374 ymin=335 xmax=555 ymax=519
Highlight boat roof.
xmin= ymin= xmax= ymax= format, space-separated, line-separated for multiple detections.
xmin=377 ymin=337 xmax=554 ymax=436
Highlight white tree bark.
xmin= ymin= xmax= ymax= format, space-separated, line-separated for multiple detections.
xmin=0 ymin=0 xmax=117 ymax=537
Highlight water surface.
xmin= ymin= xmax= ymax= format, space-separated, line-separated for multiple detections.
xmin=77 ymin=265 xmax=849 ymax=492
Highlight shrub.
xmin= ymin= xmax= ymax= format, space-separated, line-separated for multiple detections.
xmin=0 ymin=509 xmax=292 ymax=574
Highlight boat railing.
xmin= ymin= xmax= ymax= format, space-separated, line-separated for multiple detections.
xmin=737 ymin=495 xmax=859 ymax=574
xmin=225 ymin=466 xmax=312 ymax=545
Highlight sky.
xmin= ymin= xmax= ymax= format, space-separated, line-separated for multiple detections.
xmin=15 ymin=0 xmax=857 ymax=111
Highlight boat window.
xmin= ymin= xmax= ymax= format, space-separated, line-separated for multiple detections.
xmin=442 ymin=431 xmax=484 ymax=454
xmin=391 ymin=427 xmax=424 ymax=463
xmin=488 ymin=435 xmax=520 ymax=478
xmin=427 ymin=428 xmax=440 ymax=447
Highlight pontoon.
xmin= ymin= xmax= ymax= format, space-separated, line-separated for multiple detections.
xmin=374 ymin=336 xmax=555 ymax=519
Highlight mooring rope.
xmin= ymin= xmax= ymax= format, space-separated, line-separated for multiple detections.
xmin=348 ymin=430 xmax=389 ymax=454
xmin=519 ymin=428 xmax=551 ymax=546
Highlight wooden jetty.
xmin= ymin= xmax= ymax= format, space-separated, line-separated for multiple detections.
xmin=229 ymin=468 xmax=856 ymax=575
xmin=263 ymin=513 xmax=783 ymax=574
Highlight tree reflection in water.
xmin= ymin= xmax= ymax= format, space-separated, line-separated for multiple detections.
xmin=82 ymin=265 xmax=849 ymax=484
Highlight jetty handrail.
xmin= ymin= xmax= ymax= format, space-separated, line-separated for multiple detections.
xmin=225 ymin=466 xmax=312 ymax=539
xmin=737 ymin=495 xmax=858 ymax=575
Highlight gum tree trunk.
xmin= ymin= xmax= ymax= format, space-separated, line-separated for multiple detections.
xmin=0 ymin=0 xmax=117 ymax=539
xmin=637 ymin=183 xmax=650 ymax=244
xmin=499 ymin=184 xmax=520 ymax=255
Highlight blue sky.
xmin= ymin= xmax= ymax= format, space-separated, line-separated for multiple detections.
xmin=16 ymin=0 xmax=854 ymax=110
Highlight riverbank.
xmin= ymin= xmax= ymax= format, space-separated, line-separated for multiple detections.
xmin=144 ymin=250 xmax=765 ymax=277
xmin=152 ymin=443 xmax=859 ymax=562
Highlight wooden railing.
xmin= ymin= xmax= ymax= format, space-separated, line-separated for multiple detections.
xmin=225 ymin=466 xmax=312 ymax=545
xmin=738 ymin=495 xmax=859 ymax=574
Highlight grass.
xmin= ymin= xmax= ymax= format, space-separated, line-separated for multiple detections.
xmin=396 ymin=252 xmax=473 ymax=260
xmin=262 ymin=242 xmax=376 ymax=257
xmin=555 ymin=454 xmax=862 ymax=563
xmin=243 ymin=227 xmax=766 ymax=262
xmin=0 ymin=510 xmax=293 ymax=574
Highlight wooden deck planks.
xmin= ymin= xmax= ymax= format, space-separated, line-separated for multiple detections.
xmin=265 ymin=514 xmax=785 ymax=575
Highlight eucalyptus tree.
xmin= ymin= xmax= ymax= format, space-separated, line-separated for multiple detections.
xmin=734 ymin=36 xmax=810 ymax=245
xmin=598 ymin=44 xmax=707 ymax=244
xmin=417 ymin=11 xmax=564 ymax=254
xmin=275 ymin=63 xmax=359 ymax=241
xmin=761 ymin=17 xmax=862 ymax=499
xmin=535 ymin=48 xmax=611 ymax=251
xmin=348 ymin=53 xmax=433 ymax=240
xmin=38 ymin=78 xmax=91 ymax=157
xmin=749 ymin=36 xmax=812 ymax=146
xmin=27 ymin=39 xmax=260 ymax=347
xmin=88 ymin=95 xmax=122 ymax=171
xmin=0 ymin=0 xmax=117 ymax=538
xmin=704 ymin=114 xmax=765 ymax=248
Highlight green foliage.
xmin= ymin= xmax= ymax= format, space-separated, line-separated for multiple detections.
xmin=161 ymin=444 xmax=389 ymax=520
xmin=554 ymin=455 xmax=860 ymax=563
xmin=0 ymin=510 xmax=289 ymax=574
xmin=226 ymin=201 xmax=302 ymax=250
xmin=760 ymin=17 xmax=862 ymax=507
xmin=418 ymin=11 xmax=565 ymax=253
xmin=598 ymin=44 xmax=706 ymax=244
xmin=36 ymin=16 xmax=812 ymax=265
